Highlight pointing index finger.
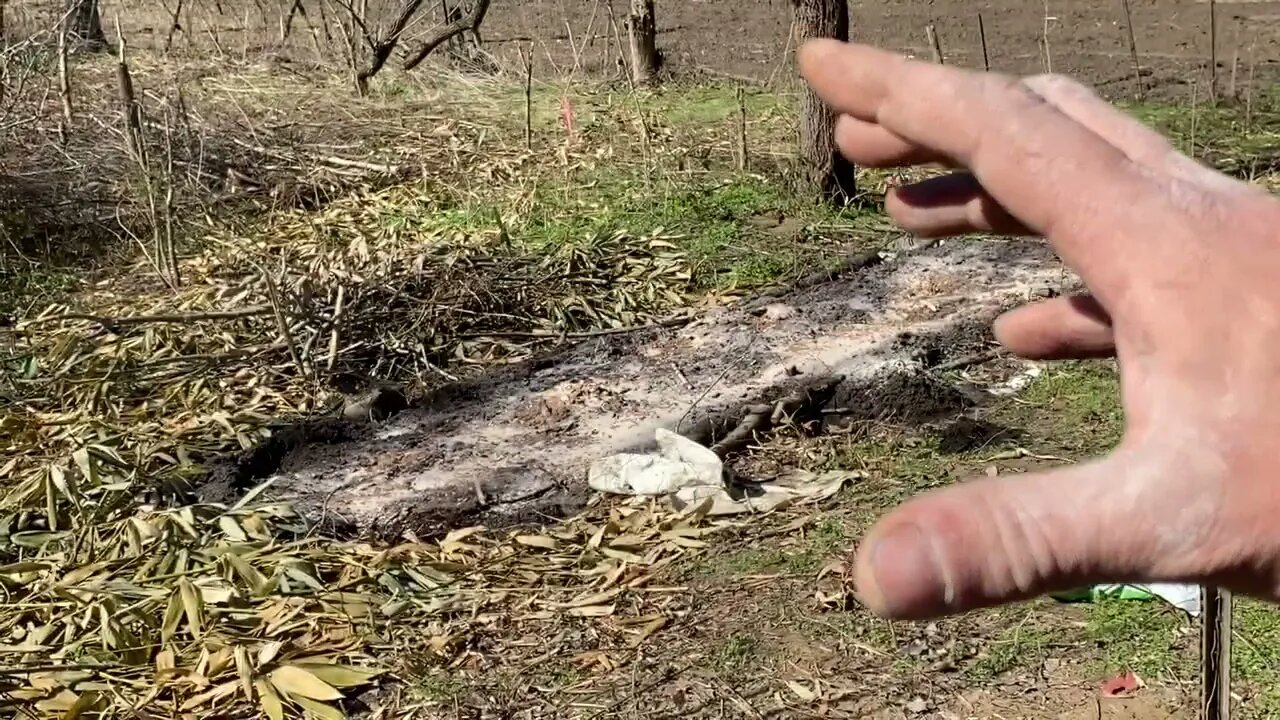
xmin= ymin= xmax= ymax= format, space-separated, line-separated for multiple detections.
xmin=797 ymin=40 xmax=1173 ymax=296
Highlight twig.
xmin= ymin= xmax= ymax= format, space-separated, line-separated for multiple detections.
xmin=735 ymin=85 xmax=748 ymax=171
xmin=261 ymin=266 xmax=306 ymax=376
xmin=326 ymin=285 xmax=345 ymax=371
xmin=1229 ymin=47 xmax=1239 ymax=101
xmin=708 ymin=376 xmax=844 ymax=458
xmin=521 ymin=43 xmax=533 ymax=150
xmin=926 ymin=23 xmax=944 ymax=64
xmin=1246 ymin=42 xmax=1256 ymax=131
xmin=114 ymin=20 xmax=143 ymax=160
xmin=1042 ymin=0 xmax=1054 ymax=73
xmin=1119 ymin=0 xmax=1143 ymax=99
xmin=1209 ymin=0 xmax=1218 ymax=104
xmin=56 ymin=14 xmax=72 ymax=125
xmin=931 ymin=348 xmax=1002 ymax=373
xmin=977 ymin=12 xmax=990 ymax=71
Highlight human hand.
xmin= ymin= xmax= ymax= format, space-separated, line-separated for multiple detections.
xmin=799 ymin=40 xmax=1280 ymax=619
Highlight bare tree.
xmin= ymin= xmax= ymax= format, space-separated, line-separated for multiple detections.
xmin=627 ymin=0 xmax=658 ymax=85
xmin=792 ymin=0 xmax=854 ymax=202
xmin=66 ymin=0 xmax=107 ymax=50
xmin=350 ymin=0 xmax=492 ymax=95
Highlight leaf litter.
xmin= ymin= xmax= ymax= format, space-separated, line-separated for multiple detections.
xmin=0 ymin=59 xmax=887 ymax=716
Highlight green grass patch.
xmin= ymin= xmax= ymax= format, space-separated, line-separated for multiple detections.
xmin=710 ymin=633 xmax=760 ymax=672
xmin=965 ymin=614 xmax=1059 ymax=682
xmin=1233 ymin=599 xmax=1280 ymax=716
xmin=1083 ymin=597 xmax=1195 ymax=681
xmin=1121 ymin=91 xmax=1280 ymax=181
xmin=988 ymin=361 xmax=1124 ymax=456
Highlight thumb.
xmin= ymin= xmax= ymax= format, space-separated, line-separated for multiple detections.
xmin=852 ymin=456 xmax=1159 ymax=619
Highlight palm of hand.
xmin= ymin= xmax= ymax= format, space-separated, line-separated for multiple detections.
xmin=799 ymin=40 xmax=1280 ymax=619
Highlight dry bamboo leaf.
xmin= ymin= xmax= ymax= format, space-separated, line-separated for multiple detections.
xmin=293 ymin=663 xmax=382 ymax=688
xmin=294 ymin=695 xmax=346 ymax=720
xmin=599 ymin=547 xmax=644 ymax=564
xmin=256 ymin=678 xmax=285 ymax=720
xmin=160 ymin=590 xmax=184 ymax=645
xmin=268 ymin=665 xmax=344 ymax=701
xmin=559 ymin=587 xmax=623 ymax=609
xmin=178 ymin=578 xmax=205 ymax=638
xmin=179 ymin=680 xmax=239 ymax=711
xmin=514 ymin=534 xmax=558 ymax=550
xmin=234 ymin=645 xmax=254 ymax=700
xmin=565 ymin=604 xmax=615 ymax=618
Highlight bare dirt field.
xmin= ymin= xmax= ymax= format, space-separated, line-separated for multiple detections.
xmin=491 ymin=0 xmax=1280 ymax=98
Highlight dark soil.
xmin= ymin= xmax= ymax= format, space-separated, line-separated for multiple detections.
xmin=487 ymin=0 xmax=1280 ymax=99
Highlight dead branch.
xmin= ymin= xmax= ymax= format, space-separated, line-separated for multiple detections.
xmin=354 ymin=0 xmax=426 ymax=95
xmin=163 ymin=0 xmax=185 ymax=52
xmin=709 ymin=376 xmax=844 ymax=458
xmin=402 ymin=0 xmax=491 ymax=71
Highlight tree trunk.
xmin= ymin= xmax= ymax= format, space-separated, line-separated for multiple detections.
xmin=627 ymin=0 xmax=658 ymax=85
xmin=793 ymin=0 xmax=854 ymax=202
xmin=66 ymin=0 xmax=107 ymax=50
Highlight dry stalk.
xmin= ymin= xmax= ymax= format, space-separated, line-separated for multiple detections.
xmin=926 ymin=23 xmax=944 ymax=64
xmin=1246 ymin=42 xmax=1256 ymax=131
xmin=1209 ymin=0 xmax=1218 ymax=104
xmin=115 ymin=21 xmax=143 ymax=160
xmin=1190 ymin=77 xmax=1199 ymax=156
xmin=977 ymin=12 xmax=990 ymax=71
xmin=1119 ymin=0 xmax=1143 ymax=99
xmin=521 ymin=44 xmax=533 ymax=150
xmin=735 ymin=85 xmax=748 ymax=171
xmin=1042 ymin=0 xmax=1054 ymax=73
xmin=326 ymin=284 xmax=345 ymax=371
xmin=56 ymin=13 xmax=72 ymax=125
xmin=260 ymin=262 xmax=306 ymax=377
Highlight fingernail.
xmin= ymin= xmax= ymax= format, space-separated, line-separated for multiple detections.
xmin=868 ymin=523 xmax=950 ymax=617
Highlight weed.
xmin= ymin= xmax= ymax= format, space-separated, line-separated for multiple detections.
xmin=1083 ymin=597 xmax=1195 ymax=681
xmin=711 ymin=633 xmax=760 ymax=672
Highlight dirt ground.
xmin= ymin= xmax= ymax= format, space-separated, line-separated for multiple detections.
xmin=490 ymin=0 xmax=1280 ymax=98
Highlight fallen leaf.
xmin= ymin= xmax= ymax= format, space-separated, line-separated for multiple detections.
xmin=269 ymin=665 xmax=343 ymax=701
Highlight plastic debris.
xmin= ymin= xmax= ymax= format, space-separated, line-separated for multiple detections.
xmin=587 ymin=429 xmax=859 ymax=515
xmin=1050 ymin=582 xmax=1201 ymax=617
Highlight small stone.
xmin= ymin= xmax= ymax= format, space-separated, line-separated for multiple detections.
xmin=762 ymin=303 xmax=797 ymax=322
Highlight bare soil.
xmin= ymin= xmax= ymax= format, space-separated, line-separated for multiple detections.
xmin=489 ymin=0 xmax=1280 ymax=98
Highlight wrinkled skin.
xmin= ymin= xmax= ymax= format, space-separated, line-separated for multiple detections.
xmin=799 ymin=40 xmax=1280 ymax=620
